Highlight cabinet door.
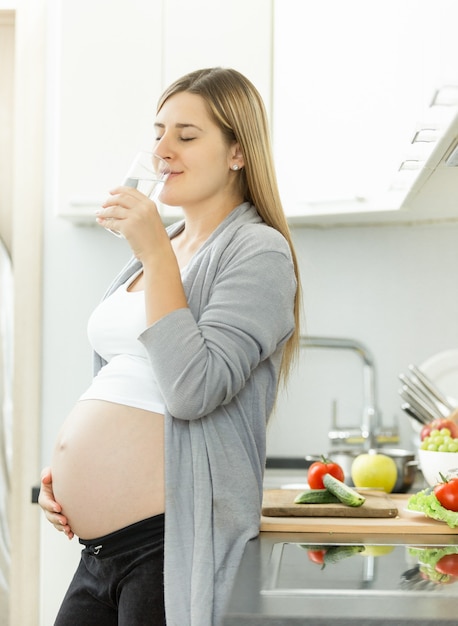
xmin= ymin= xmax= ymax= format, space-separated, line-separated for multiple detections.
xmin=273 ymin=0 xmax=458 ymax=222
xmin=162 ymin=0 xmax=272 ymax=117
xmin=51 ymin=0 xmax=164 ymax=219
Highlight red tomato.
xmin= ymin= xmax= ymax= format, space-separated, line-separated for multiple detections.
xmin=435 ymin=554 xmax=458 ymax=578
xmin=307 ymin=456 xmax=345 ymax=489
xmin=434 ymin=477 xmax=458 ymax=512
xmin=307 ymin=549 xmax=326 ymax=565
xmin=420 ymin=424 xmax=432 ymax=441
xmin=420 ymin=418 xmax=458 ymax=441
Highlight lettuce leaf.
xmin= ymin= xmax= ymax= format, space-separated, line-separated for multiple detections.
xmin=407 ymin=488 xmax=458 ymax=528
xmin=408 ymin=546 xmax=458 ymax=583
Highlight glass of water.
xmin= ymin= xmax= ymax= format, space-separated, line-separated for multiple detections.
xmin=106 ymin=151 xmax=170 ymax=237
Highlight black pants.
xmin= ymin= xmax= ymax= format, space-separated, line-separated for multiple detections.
xmin=54 ymin=515 xmax=166 ymax=626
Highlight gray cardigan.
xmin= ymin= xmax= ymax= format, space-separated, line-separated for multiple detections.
xmin=94 ymin=202 xmax=297 ymax=625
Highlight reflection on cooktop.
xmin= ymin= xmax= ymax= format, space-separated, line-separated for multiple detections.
xmin=262 ymin=542 xmax=458 ymax=597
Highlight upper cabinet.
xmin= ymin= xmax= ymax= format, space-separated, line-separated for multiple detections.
xmin=162 ymin=0 xmax=272 ymax=116
xmin=53 ymin=0 xmax=457 ymax=226
xmin=54 ymin=0 xmax=273 ymax=225
xmin=272 ymin=0 xmax=458 ymax=224
xmin=48 ymin=0 xmax=166 ymax=223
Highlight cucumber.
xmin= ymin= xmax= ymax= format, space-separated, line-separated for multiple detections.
xmin=323 ymin=473 xmax=366 ymax=507
xmin=323 ymin=545 xmax=365 ymax=565
xmin=294 ymin=489 xmax=341 ymax=504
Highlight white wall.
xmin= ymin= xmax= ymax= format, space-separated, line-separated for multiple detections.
xmin=269 ymin=221 xmax=458 ymax=458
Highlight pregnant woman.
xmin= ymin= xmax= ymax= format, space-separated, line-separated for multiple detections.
xmin=39 ymin=67 xmax=300 ymax=626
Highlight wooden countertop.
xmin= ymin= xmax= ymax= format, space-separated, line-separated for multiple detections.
xmin=260 ymin=493 xmax=458 ymax=534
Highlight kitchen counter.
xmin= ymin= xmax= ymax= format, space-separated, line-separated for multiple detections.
xmin=260 ymin=493 xmax=458 ymax=534
xmin=223 ymin=493 xmax=458 ymax=625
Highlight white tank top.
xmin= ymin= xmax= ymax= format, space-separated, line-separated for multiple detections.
xmin=79 ymin=269 xmax=165 ymax=413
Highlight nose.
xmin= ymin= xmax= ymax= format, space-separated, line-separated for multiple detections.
xmin=154 ymin=133 xmax=172 ymax=161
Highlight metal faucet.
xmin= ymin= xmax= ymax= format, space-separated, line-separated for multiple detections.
xmin=300 ymin=335 xmax=380 ymax=450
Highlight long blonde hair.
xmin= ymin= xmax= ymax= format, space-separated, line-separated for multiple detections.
xmin=157 ymin=67 xmax=301 ymax=384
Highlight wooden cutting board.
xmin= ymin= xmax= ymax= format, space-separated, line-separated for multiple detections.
xmin=262 ymin=489 xmax=398 ymax=518
xmin=260 ymin=494 xmax=458 ymax=534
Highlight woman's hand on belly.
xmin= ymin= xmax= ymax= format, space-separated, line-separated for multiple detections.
xmin=38 ymin=467 xmax=75 ymax=540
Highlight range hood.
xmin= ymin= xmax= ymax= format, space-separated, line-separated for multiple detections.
xmin=287 ymin=85 xmax=458 ymax=225
xmin=398 ymin=101 xmax=458 ymax=219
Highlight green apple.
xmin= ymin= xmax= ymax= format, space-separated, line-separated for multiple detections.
xmin=361 ymin=545 xmax=395 ymax=557
xmin=351 ymin=453 xmax=397 ymax=493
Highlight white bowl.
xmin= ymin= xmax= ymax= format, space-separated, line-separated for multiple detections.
xmin=418 ymin=448 xmax=458 ymax=487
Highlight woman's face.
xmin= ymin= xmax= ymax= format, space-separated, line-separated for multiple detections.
xmin=153 ymin=91 xmax=244 ymax=212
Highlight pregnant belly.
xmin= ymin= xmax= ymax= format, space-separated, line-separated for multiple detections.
xmin=51 ymin=399 xmax=164 ymax=539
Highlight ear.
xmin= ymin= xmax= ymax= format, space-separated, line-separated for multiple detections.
xmin=229 ymin=143 xmax=245 ymax=170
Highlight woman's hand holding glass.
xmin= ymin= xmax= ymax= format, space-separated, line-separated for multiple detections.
xmin=96 ymin=151 xmax=170 ymax=239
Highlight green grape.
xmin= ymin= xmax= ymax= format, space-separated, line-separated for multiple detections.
xmin=420 ymin=430 xmax=458 ymax=453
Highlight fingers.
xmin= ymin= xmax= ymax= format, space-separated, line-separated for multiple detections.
xmin=101 ymin=186 xmax=146 ymax=214
xmin=95 ymin=215 xmax=123 ymax=236
xmin=96 ymin=187 xmax=160 ymax=241
xmin=38 ymin=484 xmax=61 ymax=514
xmin=39 ymin=493 xmax=75 ymax=540
xmin=43 ymin=508 xmax=74 ymax=538
xmin=95 ymin=188 xmax=136 ymax=234
xmin=40 ymin=465 xmax=52 ymax=483
xmin=38 ymin=466 xmax=75 ymax=540
xmin=38 ymin=472 xmax=61 ymax=513
xmin=98 ymin=187 xmax=157 ymax=220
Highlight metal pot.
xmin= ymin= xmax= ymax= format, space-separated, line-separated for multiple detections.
xmin=306 ymin=448 xmax=418 ymax=493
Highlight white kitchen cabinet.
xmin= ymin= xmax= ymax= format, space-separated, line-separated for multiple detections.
xmin=272 ymin=0 xmax=458 ymax=224
xmin=162 ymin=0 xmax=272 ymax=114
xmin=50 ymin=0 xmax=165 ymax=223
xmin=54 ymin=0 xmax=458 ymax=228
xmin=57 ymin=0 xmax=273 ymax=225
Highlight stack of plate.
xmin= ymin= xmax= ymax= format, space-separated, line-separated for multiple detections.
xmin=400 ymin=350 xmax=458 ymax=441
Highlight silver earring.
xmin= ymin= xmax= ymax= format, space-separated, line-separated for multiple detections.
xmin=232 ymin=165 xmax=239 ymax=171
